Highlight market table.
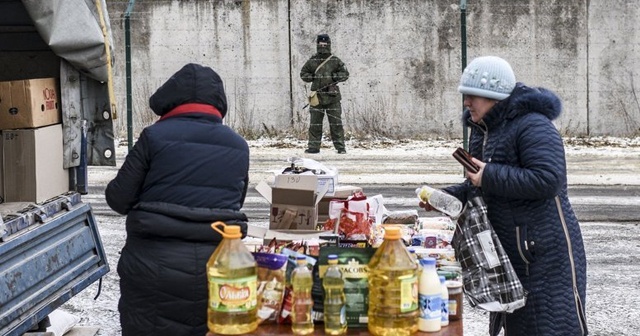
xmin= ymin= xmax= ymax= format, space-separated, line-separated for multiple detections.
xmin=207 ymin=318 xmax=462 ymax=335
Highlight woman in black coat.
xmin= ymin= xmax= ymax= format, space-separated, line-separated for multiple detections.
xmin=424 ymin=56 xmax=588 ymax=335
xmin=105 ymin=63 xmax=250 ymax=336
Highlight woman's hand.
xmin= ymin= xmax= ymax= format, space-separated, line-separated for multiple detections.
xmin=418 ymin=201 xmax=435 ymax=212
xmin=467 ymin=157 xmax=486 ymax=187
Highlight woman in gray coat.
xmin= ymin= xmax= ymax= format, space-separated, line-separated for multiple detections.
xmin=423 ymin=56 xmax=588 ymax=335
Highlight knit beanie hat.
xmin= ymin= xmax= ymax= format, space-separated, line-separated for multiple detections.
xmin=317 ymin=34 xmax=331 ymax=44
xmin=458 ymin=56 xmax=516 ymax=100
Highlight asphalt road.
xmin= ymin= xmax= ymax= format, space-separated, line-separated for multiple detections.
xmin=60 ymin=139 xmax=640 ymax=336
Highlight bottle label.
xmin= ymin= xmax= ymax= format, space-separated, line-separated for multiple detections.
xmin=399 ymin=274 xmax=419 ymax=312
xmin=448 ymin=300 xmax=457 ymax=316
xmin=419 ymin=293 xmax=441 ymax=321
xmin=441 ymin=299 xmax=449 ymax=322
xmin=209 ymin=275 xmax=257 ymax=312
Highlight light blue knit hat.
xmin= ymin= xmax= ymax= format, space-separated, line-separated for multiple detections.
xmin=458 ymin=56 xmax=516 ymax=100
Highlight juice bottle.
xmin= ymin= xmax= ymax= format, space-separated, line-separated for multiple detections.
xmin=207 ymin=222 xmax=258 ymax=335
xmin=291 ymin=256 xmax=314 ymax=335
xmin=418 ymin=257 xmax=441 ymax=332
xmin=323 ymin=254 xmax=347 ymax=335
xmin=367 ymin=226 xmax=419 ymax=336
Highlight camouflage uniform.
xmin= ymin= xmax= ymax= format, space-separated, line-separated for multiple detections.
xmin=300 ymin=34 xmax=349 ymax=153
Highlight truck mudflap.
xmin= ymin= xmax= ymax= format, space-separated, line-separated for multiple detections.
xmin=0 ymin=197 xmax=109 ymax=336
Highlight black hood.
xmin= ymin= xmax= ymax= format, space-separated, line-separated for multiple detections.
xmin=149 ymin=63 xmax=228 ymax=117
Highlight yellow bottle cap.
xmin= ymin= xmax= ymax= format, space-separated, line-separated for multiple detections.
xmin=210 ymin=221 xmax=242 ymax=239
xmin=384 ymin=226 xmax=401 ymax=240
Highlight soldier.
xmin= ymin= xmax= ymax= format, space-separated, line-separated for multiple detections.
xmin=300 ymin=34 xmax=349 ymax=154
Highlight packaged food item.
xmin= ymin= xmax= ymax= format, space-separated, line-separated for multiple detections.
xmin=319 ymin=247 xmax=376 ymax=328
xmin=419 ymin=228 xmax=454 ymax=249
xmin=253 ymin=252 xmax=288 ymax=324
xmin=445 ymin=280 xmax=464 ymax=321
xmin=382 ymin=209 xmax=419 ymax=225
xmin=418 ymin=217 xmax=456 ymax=231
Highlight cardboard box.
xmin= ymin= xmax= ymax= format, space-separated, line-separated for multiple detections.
xmin=0 ymin=78 xmax=61 ymax=130
xmin=277 ymin=158 xmax=338 ymax=196
xmin=255 ymin=177 xmax=329 ymax=230
xmin=3 ymin=124 xmax=69 ymax=203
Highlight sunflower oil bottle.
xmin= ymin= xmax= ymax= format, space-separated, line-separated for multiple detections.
xmin=291 ymin=255 xmax=314 ymax=335
xmin=367 ymin=226 xmax=419 ymax=336
xmin=207 ymin=222 xmax=258 ymax=335
xmin=323 ymin=254 xmax=347 ymax=335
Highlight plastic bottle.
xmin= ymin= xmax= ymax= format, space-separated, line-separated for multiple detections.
xmin=409 ymin=248 xmax=422 ymax=276
xmin=207 ymin=222 xmax=258 ymax=335
xmin=418 ymin=257 xmax=441 ymax=332
xmin=367 ymin=226 xmax=419 ymax=336
xmin=291 ymin=255 xmax=314 ymax=335
xmin=439 ymin=275 xmax=449 ymax=327
xmin=415 ymin=186 xmax=463 ymax=218
xmin=323 ymin=254 xmax=347 ymax=335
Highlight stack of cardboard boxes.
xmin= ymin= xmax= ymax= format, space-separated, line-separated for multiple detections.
xmin=0 ymin=78 xmax=69 ymax=204
xmin=251 ymin=161 xmax=363 ymax=245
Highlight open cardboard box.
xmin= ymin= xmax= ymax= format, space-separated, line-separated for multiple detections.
xmin=276 ymin=158 xmax=338 ymax=196
xmin=255 ymin=174 xmax=329 ymax=231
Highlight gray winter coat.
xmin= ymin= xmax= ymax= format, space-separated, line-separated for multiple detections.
xmin=444 ymin=83 xmax=588 ymax=335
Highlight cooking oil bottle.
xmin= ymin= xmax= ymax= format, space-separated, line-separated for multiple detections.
xmin=207 ymin=222 xmax=258 ymax=335
xmin=323 ymin=254 xmax=347 ymax=335
xmin=291 ymin=255 xmax=314 ymax=335
xmin=367 ymin=226 xmax=419 ymax=336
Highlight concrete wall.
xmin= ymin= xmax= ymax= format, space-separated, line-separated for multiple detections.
xmin=106 ymin=0 xmax=640 ymax=139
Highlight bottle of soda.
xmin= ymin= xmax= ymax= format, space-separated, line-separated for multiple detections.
xmin=415 ymin=186 xmax=463 ymax=217
xmin=323 ymin=254 xmax=347 ymax=335
xmin=291 ymin=256 xmax=314 ymax=335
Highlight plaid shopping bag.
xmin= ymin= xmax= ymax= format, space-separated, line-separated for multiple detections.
xmin=452 ymin=196 xmax=527 ymax=313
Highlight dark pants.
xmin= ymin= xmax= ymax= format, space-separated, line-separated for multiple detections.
xmin=308 ymin=101 xmax=345 ymax=151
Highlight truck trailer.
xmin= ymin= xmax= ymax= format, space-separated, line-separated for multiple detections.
xmin=0 ymin=0 xmax=116 ymax=335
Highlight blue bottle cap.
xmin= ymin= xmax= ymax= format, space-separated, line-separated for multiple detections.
xmin=419 ymin=257 xmax=436 ymax=266
xmin=328 ymin=254 xmax=338 ymax=260
xmin=296 ymin=255 xmax=306 ymax=261
xmin=439 ymin=275 xmax=446 ymax=283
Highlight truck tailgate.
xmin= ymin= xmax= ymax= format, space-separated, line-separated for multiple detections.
xmin=0 ymin=201 xmax=109 ymax=336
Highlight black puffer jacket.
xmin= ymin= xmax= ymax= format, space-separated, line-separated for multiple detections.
xmin=105 ymin=63 xmax=250 ymax=336
xmin=444 ymin=84 xmax=588 ymax=335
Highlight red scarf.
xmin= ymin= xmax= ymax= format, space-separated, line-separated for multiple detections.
xmin=158 ymin=103 xmax=222 ymax=122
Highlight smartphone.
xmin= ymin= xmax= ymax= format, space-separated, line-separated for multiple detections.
xmin=452 ymin=147 xmax=480 ymax=173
